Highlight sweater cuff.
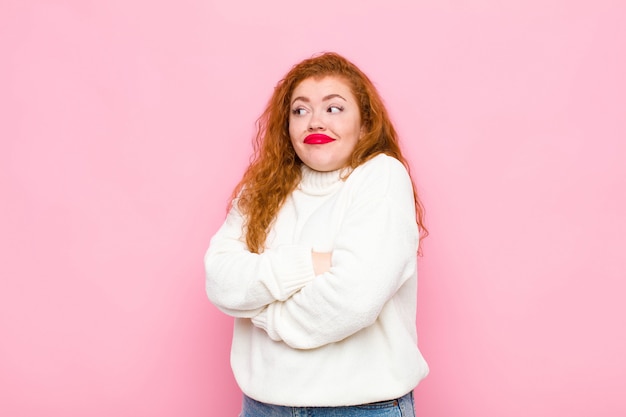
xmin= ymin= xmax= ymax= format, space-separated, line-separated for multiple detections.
xmin=252 ymin=304 xmax=281 ymax=342
xmin=270 ymin=245 xmax=315 ymax=300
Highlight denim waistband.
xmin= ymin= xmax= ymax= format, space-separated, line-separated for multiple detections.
xmin=240 ymin=391 xmax=415 ymax=417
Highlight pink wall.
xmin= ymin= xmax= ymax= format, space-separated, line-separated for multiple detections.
xmin=2 ymin=1 xmax=625 ymax=416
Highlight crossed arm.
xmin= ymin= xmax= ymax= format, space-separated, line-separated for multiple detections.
xmin=205 ymin=159 xmax=418 ymax=349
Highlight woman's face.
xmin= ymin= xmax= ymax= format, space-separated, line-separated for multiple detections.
xmin=288 ymin=76 xmax=364 ymax=172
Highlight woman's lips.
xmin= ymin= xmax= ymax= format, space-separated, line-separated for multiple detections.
xmin=304 ymin=134 xmax=335 ymax=144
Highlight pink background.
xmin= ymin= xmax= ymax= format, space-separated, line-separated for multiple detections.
xmin=2 ymin=1 xmax=625 ymax=416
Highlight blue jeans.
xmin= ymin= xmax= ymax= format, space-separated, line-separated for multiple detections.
xmin=240 ymin=391 xmax=415 ymax=417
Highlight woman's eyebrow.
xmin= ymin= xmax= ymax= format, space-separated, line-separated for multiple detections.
xmin=322 ymin=94 xmax=347 ymax=102
xmin=291 ymin=94 xmax=347 ymax=105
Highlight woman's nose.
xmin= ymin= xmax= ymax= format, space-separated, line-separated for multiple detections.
xmin=308 ymin=113 xmax=325 ymax=131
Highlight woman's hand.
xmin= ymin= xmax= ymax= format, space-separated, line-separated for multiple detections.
xmin=311 ymin=251 xmax=332 ymax=276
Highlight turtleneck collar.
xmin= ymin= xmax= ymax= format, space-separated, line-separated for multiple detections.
xmin=298 ymin=164 xmax=350 ymax=196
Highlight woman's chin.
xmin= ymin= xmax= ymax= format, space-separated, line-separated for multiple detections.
xmin=300 ymin=157 xmax=348 ymax=172
xmin=304 ymin=163 xmax=340 ymax=172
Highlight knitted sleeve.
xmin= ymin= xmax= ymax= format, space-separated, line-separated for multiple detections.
xmin=251 ymin=156 xmax=419 ymax=349
xmin=204 ymin=201 xmax=316 ymax=318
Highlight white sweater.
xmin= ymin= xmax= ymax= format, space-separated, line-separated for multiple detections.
xmin=205 ymin=154 xmax=428 ymax=406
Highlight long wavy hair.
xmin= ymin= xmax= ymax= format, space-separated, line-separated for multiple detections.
xmin=231 ymin=52 xmax=427 ymax=253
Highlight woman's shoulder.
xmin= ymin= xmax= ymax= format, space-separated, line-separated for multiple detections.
xmin=352 ymin=153 xmax=410 ymax=181
xmin=345 ymin=153 xmax=413 ymax=197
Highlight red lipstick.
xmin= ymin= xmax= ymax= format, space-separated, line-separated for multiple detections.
xmin=304 ymin=134 xmax=335 ymax=144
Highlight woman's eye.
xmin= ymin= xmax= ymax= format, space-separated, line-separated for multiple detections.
xmin=328 ymin=105 xmax=343 ymax=114
xmin=292 ymin=108 xmax=307 ymax=116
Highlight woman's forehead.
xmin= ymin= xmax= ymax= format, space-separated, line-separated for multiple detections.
xmin=291 ymin=76 xmax=355 ymax=100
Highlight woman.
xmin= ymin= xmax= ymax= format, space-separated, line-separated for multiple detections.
xmin=205 ymin=52 xmax=429 ymax=416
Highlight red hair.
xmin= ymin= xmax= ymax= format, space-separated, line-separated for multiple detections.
xmin=231 ymin=52 xmax=427 ymax=253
